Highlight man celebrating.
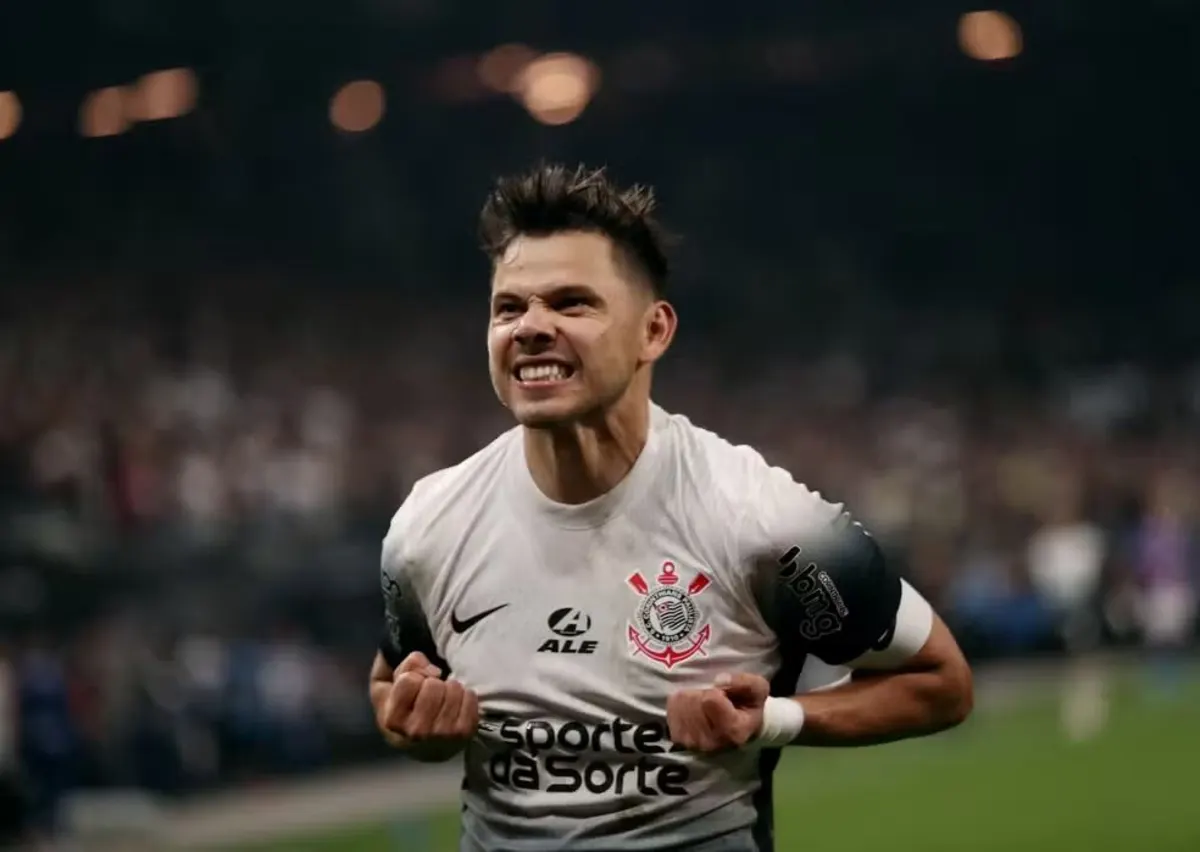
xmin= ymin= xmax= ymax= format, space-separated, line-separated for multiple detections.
xmin=368 ymin=163 xmax=973 ymax=851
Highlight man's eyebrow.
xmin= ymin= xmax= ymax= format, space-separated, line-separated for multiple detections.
xmin=491 ymin=284 xmax=598 ymax=303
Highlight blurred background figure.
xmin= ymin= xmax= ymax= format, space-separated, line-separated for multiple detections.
xmin=1027 ymin=474 xmax=1107 ymax=654
xmin=14 ymin=635 xmax=80 ymax=846
xmin=1027 ymin=474 xmax=1111 ymax=739
xmin=0 ymin=0 xmax=1196 ymax=849
xmin=1130 ymin=473 xmax=1198 ymax=696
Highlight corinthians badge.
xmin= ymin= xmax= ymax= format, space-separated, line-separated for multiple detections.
xmin=627 ymin=561 xmax=713 ymax=669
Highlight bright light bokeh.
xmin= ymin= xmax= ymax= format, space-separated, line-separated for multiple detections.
xmin=330 ymin=80 xmax=385 ymax=133
xmin=959 ymin=10 xmax=1023 ymax=61
xmin=517 ymin=52 xmax=599 ymax=126
xmin=0 ymin=91 xmax=21 ymax=140
xmin=478 ymin=43 xmax=537 ymax=94
xmin=127 ymin=67 xmax=199 ymax=122
xmin=80 ymin=87 xmax=129 ymax=138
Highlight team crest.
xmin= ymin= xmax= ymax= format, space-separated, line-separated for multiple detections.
xmin=627 ymin=561 xmax=712 ymax=669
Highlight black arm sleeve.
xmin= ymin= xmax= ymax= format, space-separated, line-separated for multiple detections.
xmin=379 ymin=569 xmax=448 ymax=673
xmin=767 ymin=513 xmax=902 ymax=666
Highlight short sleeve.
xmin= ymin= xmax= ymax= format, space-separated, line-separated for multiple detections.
xmin=740 ymin=465 xmax=930 ymax=668
xmin=379 ymin=512 xmax=447 ymax=672
xmin=794 ymin=656 xmax=851 ymax=693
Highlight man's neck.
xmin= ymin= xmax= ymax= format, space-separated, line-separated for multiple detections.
xmin=523 ymin=397 xmax=651 ymax=505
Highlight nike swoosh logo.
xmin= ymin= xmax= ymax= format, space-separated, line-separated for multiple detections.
xmin=450 ymin=603 xmax=509 ymax=634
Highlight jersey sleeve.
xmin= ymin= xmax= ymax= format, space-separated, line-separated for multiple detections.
xmin=794 ymin=656 xmax=851 ymax=693
xmin=378 ymin=510 xmax=447 ymax=673
xmin=739 ymin=465 xmax=933 ymax=669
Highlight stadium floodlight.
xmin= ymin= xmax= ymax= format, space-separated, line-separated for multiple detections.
xmin=126 ymin=68 xmax=199 ymax=122
xmin=331 ymin=80 xmax=386 ymax=133
xmin=0 ymin=91 xmax=21 ymax=140
xmin=959 ymin=10 xmax=1024 ymax=62
xmin=478 ymin=43 xmax=537 ymax=94
xmin=80 ymin=87 xmax=129 ymax=138
xmin=517 ymin=52 xmax=600 ymax=126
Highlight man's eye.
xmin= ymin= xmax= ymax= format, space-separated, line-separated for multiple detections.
xmin=556 ymin=297 xmax=588 ymax=312
xmin=494 ymin=303 xmax=522 ymax=317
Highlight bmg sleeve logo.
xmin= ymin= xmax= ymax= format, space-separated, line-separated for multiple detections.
xmin=777 ymin=545 xmax=849 ymax=641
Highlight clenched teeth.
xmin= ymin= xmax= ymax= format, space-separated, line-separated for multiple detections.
xmin=517 ymin=363 xmax=570 ymax=382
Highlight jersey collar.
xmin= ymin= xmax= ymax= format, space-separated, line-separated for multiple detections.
xmin=508 ymin=403 xmax=668 ymax=529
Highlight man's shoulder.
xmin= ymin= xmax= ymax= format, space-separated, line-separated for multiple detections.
xmin=382 ymin=426 xmax=518 ymax=572
xmin=409 ymin=427 xmax=516 ymax=511
xmin=656 ymin=407 xmax=839 ymax=556
xmin=656 ymin=407 xmax=785 ymax=508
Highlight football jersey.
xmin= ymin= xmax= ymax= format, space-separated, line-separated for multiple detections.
xmin=379 ymin=404 xmax=933 ymax=852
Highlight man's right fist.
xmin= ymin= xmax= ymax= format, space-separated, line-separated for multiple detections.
xmin=380 ymin=651 xmax=480 ymax=746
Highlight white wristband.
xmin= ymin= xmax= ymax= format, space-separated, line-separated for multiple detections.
xmin=755 ymin=697 xmax=806 ymax=748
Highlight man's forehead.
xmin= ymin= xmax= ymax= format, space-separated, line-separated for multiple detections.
xmin=492 ymin=233 xmax=614 ymax=291
xmin=499 ymin=240 xmax=523 ymax=266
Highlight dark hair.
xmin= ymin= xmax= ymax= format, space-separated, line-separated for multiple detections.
xmin=478 ymin=162 xmax=671 ymax=297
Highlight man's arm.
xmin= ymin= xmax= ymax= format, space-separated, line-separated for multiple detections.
xmin=371 ymin=527 xmax=474 ymax=762
xmin=668 ymin=493 xmax=972 ymax=754
xmin=749 ymin=491 xmax=973 ymax=748
xmin=790 ymin=614 xmax=972 ymax=747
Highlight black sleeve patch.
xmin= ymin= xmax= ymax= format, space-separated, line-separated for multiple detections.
xmin=772 ymin=515 xmax=902 ymax=666
xmin=379 ymin=629 xmax=405 ymax=669
xmin=379 ymin=569 xmax=447 ymax=673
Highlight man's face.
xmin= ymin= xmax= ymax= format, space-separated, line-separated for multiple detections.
xmin=487 ymin=231 xmax=673 ymax=428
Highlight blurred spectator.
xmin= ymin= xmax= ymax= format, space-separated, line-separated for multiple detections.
xmin=1027 ymin=475 xmax=1107 ymax=653
xmin=255 ymin=627 xmax=327 ymax=775
xmin=1130 ymin=473 xmax=1198 ymax=693
xmin=15 ymin=637 xmax=80 ymax=840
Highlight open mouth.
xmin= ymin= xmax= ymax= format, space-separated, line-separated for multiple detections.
xmin=513 ymin=362 xmax=575 ymax=385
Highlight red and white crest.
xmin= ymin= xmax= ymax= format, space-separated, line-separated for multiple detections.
xmin=627 ymin=561 xmax=712 ymax=669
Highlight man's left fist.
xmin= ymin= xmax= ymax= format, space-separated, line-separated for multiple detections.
xmin=666 ymin=673 xmax=771 ymax=752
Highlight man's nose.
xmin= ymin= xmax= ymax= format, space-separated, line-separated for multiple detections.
xmin=512 ymin=303 xmax=555 ymax=346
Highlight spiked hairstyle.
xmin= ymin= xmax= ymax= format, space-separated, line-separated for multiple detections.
xmin=478 ymin=163 xmax=671 ymax=297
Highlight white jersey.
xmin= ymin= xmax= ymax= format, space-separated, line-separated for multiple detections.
xmin=380 ymin=404 xmax=932 ymax=852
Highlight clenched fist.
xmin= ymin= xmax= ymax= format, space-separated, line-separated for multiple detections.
xmin=666 ymin=673 xmax=771 ymax=752
xmin=378 ymin=651 xmax=479 ymax=756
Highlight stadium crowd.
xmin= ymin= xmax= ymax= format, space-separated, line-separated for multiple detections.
xmin=1 ymin=10 xmax=1197 ymax=836
xmin=1 ymin=272 xmax=1197 ymax=833
xmin=0 ymin=0 xmax=1194 ymax=846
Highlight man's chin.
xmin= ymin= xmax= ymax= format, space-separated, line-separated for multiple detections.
xmin=511 ymin=398 xmax=585 ymax=429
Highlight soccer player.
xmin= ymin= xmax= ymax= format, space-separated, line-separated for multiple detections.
xmin=369 ymin=164 xmax=974 ymax=852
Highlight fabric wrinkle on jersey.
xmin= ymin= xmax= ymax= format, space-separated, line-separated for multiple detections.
xmin=379 ymin=403 xmax=931 ymax=852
